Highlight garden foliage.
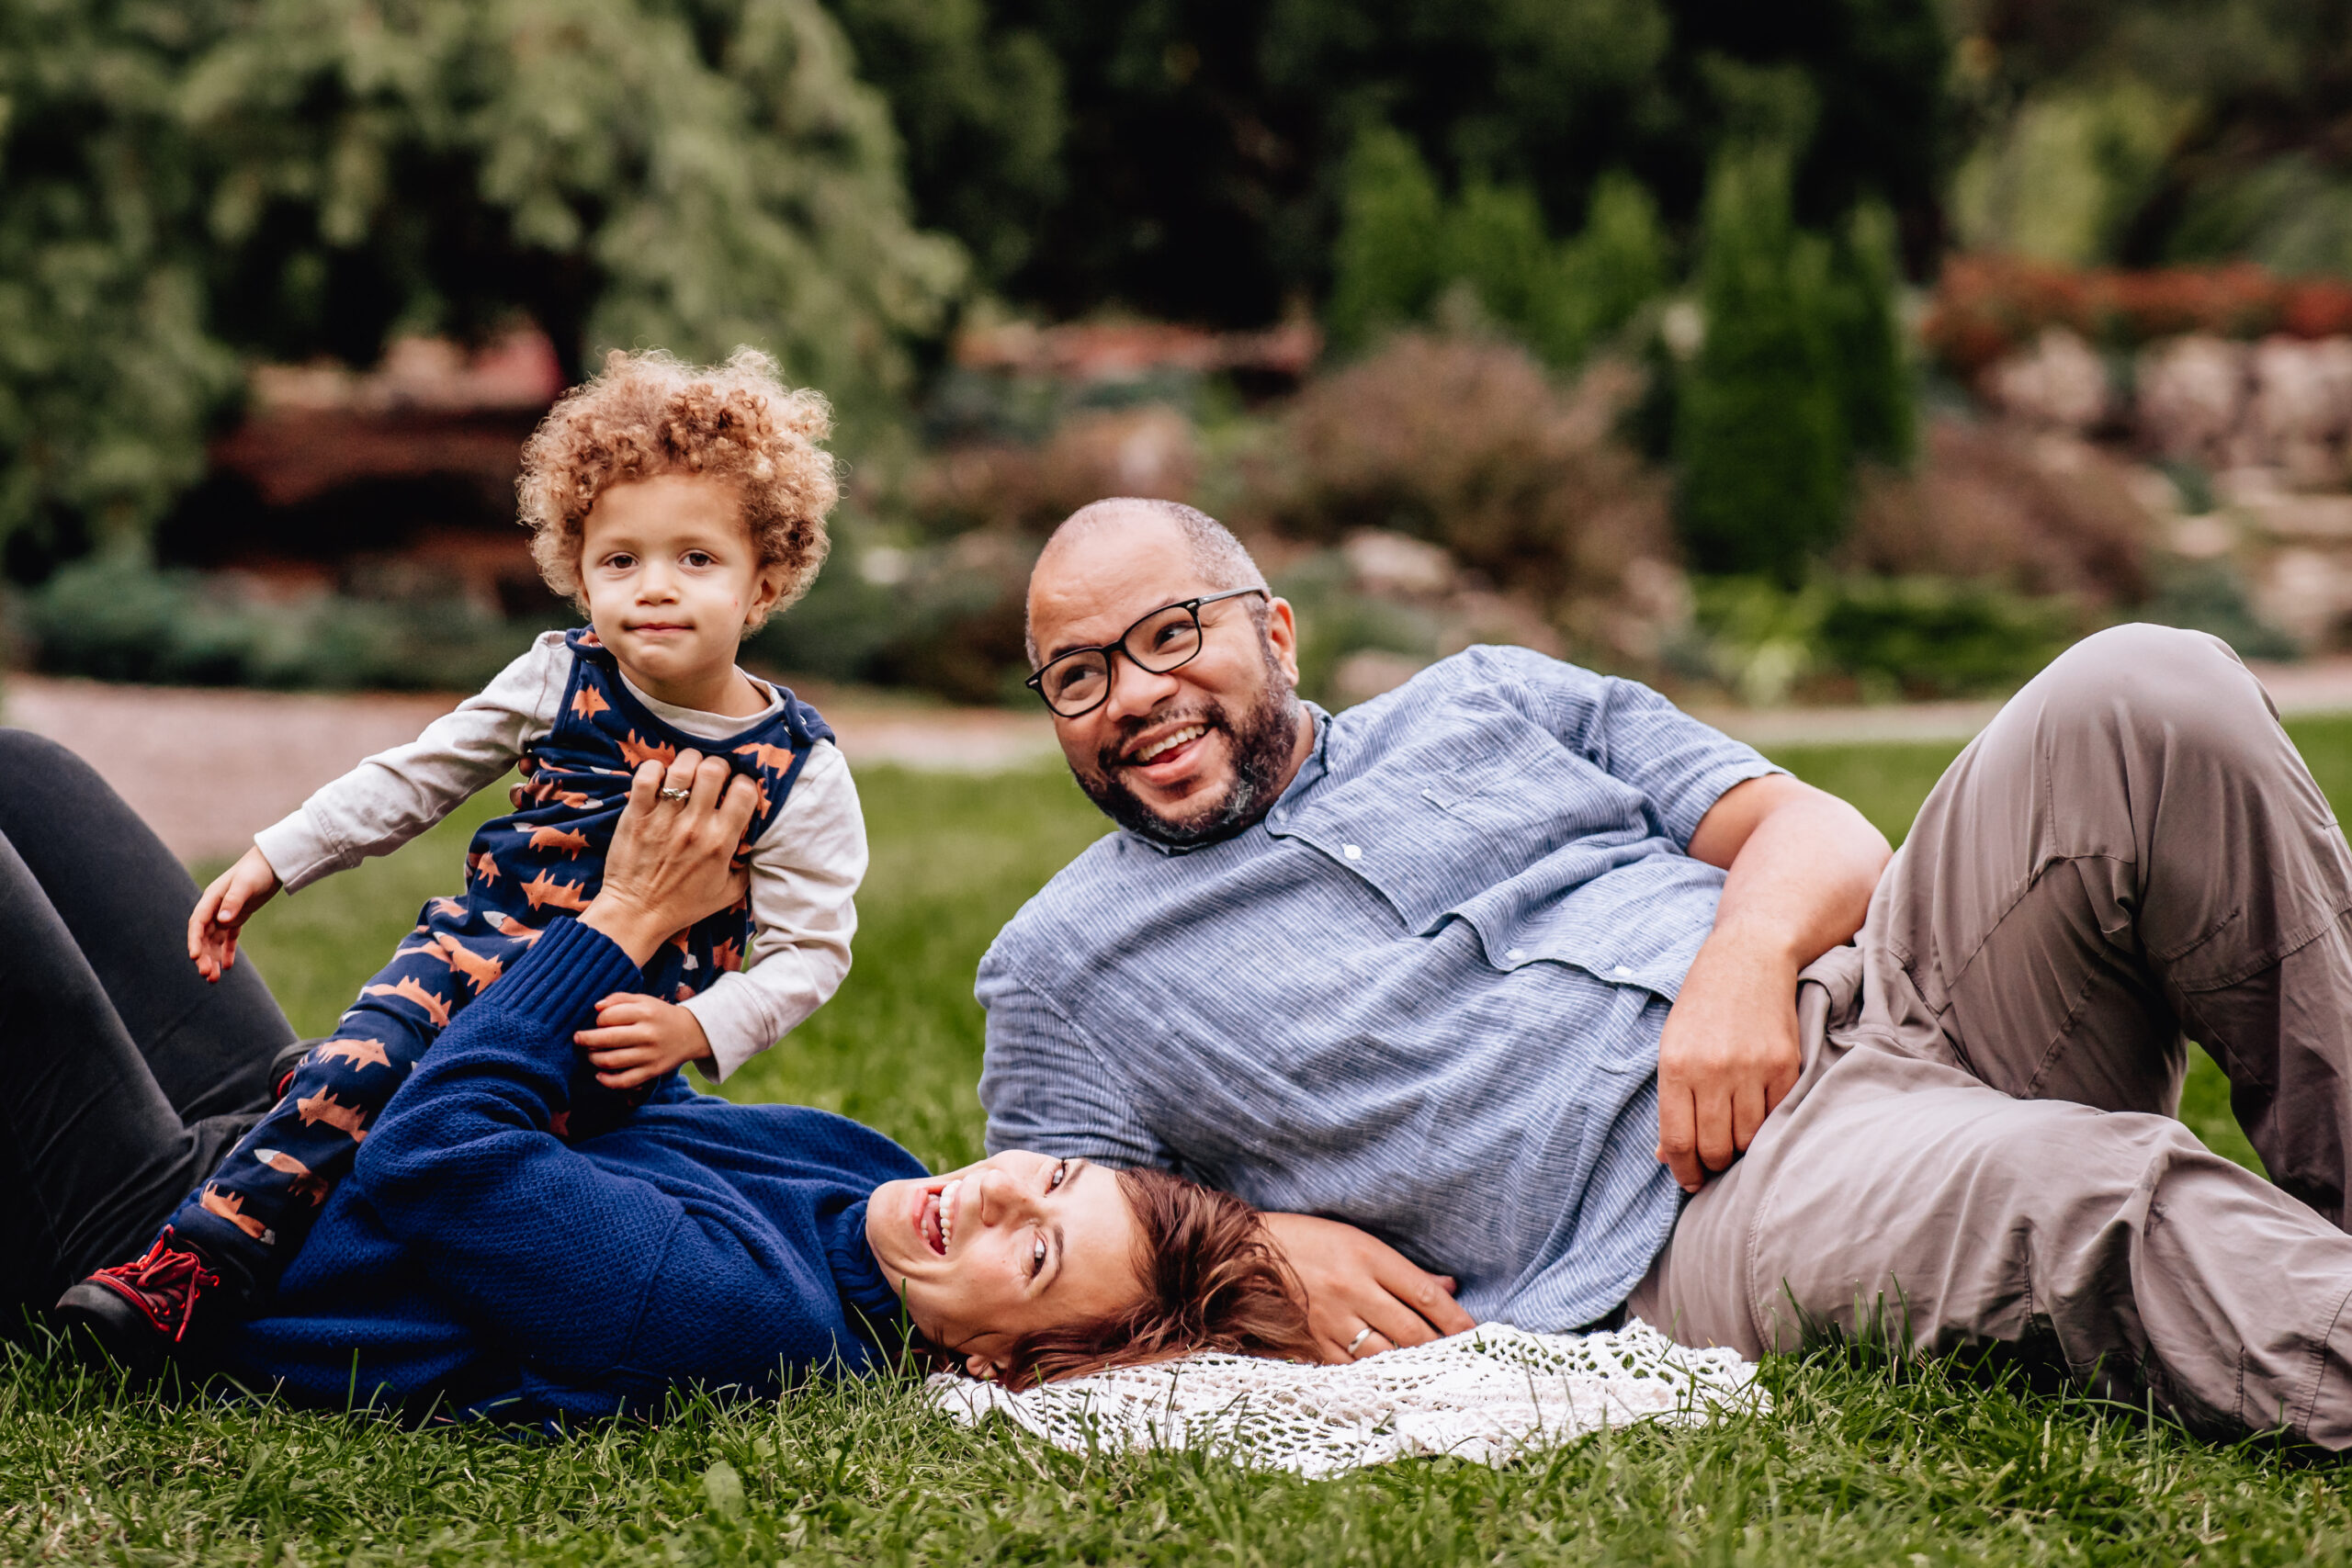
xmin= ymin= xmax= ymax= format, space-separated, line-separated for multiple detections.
xmin=0 ymin=0 xmax=964 ymax=558
xmin=946 ymin=0 xmax=1949 ymax=327
xmin=1951 ymin=0 xmax=2352 ymax=276
xmin=1924 ymin=254 xmax=2352 ymax=378
xmin=1327 ymin=129 xmax=1668 ymax=369
xmin=1674 ymin=149 xmax=1848 ymax=582
xmin=17 ymin=556 xmax=560 ymax=692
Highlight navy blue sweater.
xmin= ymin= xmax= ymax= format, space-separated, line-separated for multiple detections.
xmin=222 ymin=917 xmax=924 ymax=1421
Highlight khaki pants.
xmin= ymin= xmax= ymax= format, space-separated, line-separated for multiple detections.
xmin=1628 ymin=624 xmax=2352 ymax=1446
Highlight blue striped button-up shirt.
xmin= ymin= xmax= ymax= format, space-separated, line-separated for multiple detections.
xmin=976 ymin=644 xmax=1782 ymax=1330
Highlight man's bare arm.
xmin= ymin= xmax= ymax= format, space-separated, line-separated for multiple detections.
xmin=1657 ymin=774 xmax=1890 ymax=1191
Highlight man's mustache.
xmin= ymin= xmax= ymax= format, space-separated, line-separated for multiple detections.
xmin=1095 ymin=704 xmax=1226 ymax=775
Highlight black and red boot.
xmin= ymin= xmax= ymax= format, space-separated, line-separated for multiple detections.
xmin=55 ymin=1229 xmax=220 ymax=1377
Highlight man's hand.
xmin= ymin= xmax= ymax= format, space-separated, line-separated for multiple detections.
xmin=575 ymin=992 xmax=716 ymax=1089
xmin=1654 ymin=929 xmax=1802 ymax=1191
xmin=1259 ymin=1212 xmax=1474 ymax=1362
xmin=1664 ymin=773 xmax=1891 ymax=1190
xmin=187 ymin=845 xmax=282 ymax=982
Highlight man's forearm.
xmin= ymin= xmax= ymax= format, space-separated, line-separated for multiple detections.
xmin=1703 ymin=786 xmax=1888 ymax=970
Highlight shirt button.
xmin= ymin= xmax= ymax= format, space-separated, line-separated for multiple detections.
xmin=1342 ymin=843 xmax=1363 ymax=861
xmin=1506 ymin=948 xmax=1525 ymax=962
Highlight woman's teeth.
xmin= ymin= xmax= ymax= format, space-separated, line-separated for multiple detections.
xmin=1137 ymin=725 xmax=1205 ymax=763
xmin=937 ymin=1178 xmax=963 ymax=1251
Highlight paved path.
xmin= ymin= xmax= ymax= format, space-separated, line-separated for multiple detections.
xmin=11 ymin=657 xmax=2352 ymax=862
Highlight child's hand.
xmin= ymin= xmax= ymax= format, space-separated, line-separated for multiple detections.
xmin=188 ymin=846 xmax=283 ymax=982
xmin=575 ymin=993 xmax=715 ymax=1089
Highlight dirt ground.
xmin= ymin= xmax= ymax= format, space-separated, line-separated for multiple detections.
xmin=1 ymin=674 xmax=1058 ymax=862
xmin=11 ymin=655 xmax=2352 ymax=862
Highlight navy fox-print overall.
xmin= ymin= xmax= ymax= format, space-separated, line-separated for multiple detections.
xmin=166 ymin=629 xmax=834 ymax=1295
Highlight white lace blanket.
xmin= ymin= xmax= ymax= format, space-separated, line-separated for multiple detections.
xmin=927 ymin=1320 xmax=1763 ymax=1479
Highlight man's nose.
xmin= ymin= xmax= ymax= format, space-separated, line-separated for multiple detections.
xmin=1100 ymin=656 xmax=1182 ymax=728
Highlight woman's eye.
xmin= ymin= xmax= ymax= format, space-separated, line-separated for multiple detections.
xmin=1029 ymin=1235 xmax=1047 ymax=1279
xmin=1048 ymin=1159 xmax=1069 ymax=1190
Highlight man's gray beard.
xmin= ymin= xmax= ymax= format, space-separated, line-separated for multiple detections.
xmin=1078 ymin=678 xmax=1303 ymax=851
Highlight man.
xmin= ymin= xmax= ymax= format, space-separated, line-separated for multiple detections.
xmin=978 ymin=497 xmax=2352 ymax=1444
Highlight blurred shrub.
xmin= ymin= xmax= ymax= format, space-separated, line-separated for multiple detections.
xmin=1673 ymin=147 xmax=1847 ymax=582
xmin=1815 ymin=576 xmax=2077 ymax=698
xmin=1327 ymin=130 xmax=1667 ymax=369
xmin=1253 ymin=333 xmax=1673 ymax=625
xmin=1684 ymin=573 xmax=2079 ymax=705
xmin=1840 ymin=420 xmax=2149 ymax=604
xmin=19 ymin=559 xmax=562 ymax=692
xmin=2139 ymin=558 xmax=2301 ymax=662
xmin=1267 ymin=548 xmax=1446 ymax=710
xmin=1922 ymin=256 xmax=2352 ymax=379
xmin=749 ymin=527 xmax=1040 ymax=706
xmin=915 ymin=406 xmax=1198 ymax=534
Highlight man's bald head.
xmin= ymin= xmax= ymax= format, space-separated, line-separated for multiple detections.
xmin=1025 ymin=499 xmax=1266 ymax=666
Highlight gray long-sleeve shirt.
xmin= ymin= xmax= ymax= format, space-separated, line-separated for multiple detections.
xmin=976 ymin=644 xmax=1781 ymax=1330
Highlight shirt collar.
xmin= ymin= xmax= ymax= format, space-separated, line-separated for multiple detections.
xmin=1124 ymin=702 xmax=1331 ymax=858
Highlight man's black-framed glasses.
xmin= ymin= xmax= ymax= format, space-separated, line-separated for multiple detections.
xmin=1025 ymin=587 xmax=1270 ymax=717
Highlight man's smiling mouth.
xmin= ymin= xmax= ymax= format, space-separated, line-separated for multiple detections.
xmin=1131 ymin=724 xmax=1207 ymax=764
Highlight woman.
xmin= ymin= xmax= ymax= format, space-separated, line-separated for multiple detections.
xmin=6 ymin=732 xmax=1307 ymax=1416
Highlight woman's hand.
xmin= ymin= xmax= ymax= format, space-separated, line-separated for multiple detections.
xmin=580 ymin=750 xmax=759 ymax=966
xmin=187 ymin=845 xmax=283 ymax=982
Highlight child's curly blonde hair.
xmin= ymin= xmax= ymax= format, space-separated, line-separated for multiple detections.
xmin=516 ymin=347 xmax=837 ymax=627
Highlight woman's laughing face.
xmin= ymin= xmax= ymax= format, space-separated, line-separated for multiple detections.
xmin=866 ymin=1152 xmax=1144 ymax=1377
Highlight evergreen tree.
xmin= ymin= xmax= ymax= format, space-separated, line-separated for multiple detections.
xmin=1555 ymin=172 xmax=1669 ymax=361
xmin=1327 ymin=128 xmax=1446 ymax=353
xmin=1446 ymin=182 xmax=1559 ymax=351
xmin=1329 ymin=128 xmax=1669 ymax=368
xmin=1822 ymin=200 xmax=1915 ymax=466
xmin=1675 ymin=146 xmax=1846 ymax=583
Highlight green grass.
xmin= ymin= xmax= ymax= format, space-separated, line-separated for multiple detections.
xmin=9 ymin=731 xmax=2352 ymax=1564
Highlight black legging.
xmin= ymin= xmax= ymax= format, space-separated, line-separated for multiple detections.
xmin=0 ymin=730 xmax=296 ymax=1331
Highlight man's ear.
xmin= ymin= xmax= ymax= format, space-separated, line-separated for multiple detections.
xmin=1264 ymin=595 xmax=1303 ymax=690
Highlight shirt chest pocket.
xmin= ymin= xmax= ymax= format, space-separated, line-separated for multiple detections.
xmin=1271 ymin=720 xmax=1654 ymax=933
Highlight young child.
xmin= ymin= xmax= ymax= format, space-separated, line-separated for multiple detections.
xmin=61 ymin=347 xmax=866 ymax=1353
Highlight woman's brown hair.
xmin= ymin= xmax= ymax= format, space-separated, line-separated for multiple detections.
xmin=995 ymin=1167 xmax=1316 ymax=1388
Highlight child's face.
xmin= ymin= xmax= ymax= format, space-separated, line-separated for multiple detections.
xmin=577 ymin=474 xmax=783 ymax=693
